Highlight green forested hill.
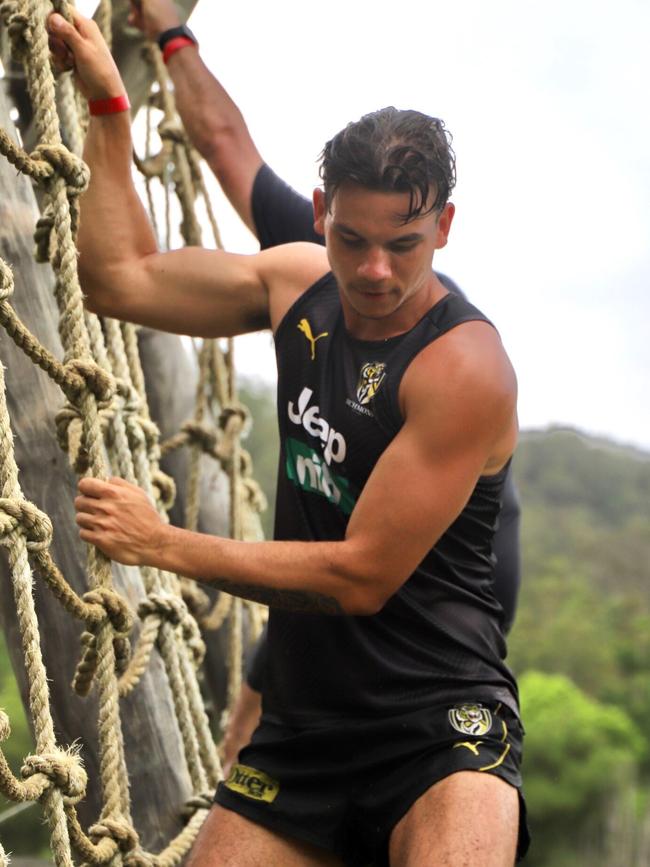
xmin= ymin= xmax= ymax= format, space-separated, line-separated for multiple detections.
xmin=515 ymin=426 xmax=650 ymax=528
xmin=513 ymin=426 xmax=650 ymax=602
xmin=509 ymin=428 xmax=650 ymax=866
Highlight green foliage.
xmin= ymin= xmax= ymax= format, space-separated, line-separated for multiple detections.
xmin=520 ymin=671 xmax=645 ymax=816
xmin=510 ymin=428 xmax=650 ymax=864
xmin=238 ymin=375 xmax=279 ymax=538
xmin=0 ymin=633 xmax=50 ymax=856
xmin=0 ymin=634 xmax=32 ymax=774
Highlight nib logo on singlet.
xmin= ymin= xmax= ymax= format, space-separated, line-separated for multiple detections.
xmin=286 ymin=387 xmax=357 ymax=514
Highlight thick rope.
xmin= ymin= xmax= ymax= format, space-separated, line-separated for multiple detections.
xmin=0 ymin=2 xmax=269 ymax=861
xmin=0 ymin=353 xmax=75 ymax=867
xmin=137 ymin=49 xmax=267 ymax=699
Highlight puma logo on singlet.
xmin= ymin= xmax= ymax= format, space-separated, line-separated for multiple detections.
xmin=297 ymin=318 xmax=329 ymax=360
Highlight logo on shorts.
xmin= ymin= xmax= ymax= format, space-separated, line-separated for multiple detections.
xmin=448 ymin=704 xmax=492 ymax=737
xmin=224 ymin=763 xmax=280 ymax=803
xmin=356 ymin=362 xmax=386 ymax=405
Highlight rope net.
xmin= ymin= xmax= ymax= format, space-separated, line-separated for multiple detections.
xmin=0 ymin=1 xmax=267 ymax=862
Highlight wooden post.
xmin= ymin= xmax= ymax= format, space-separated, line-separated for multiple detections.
xmin=0 ymin=84 xmax=194 ymax=852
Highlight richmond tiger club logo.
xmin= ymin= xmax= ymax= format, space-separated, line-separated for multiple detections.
xmin=448 ymin=704 xmax=493 ymax=737
xmin=356 ymin=362 xmax=386 ymax=406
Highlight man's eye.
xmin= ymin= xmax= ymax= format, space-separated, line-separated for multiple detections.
xmin=340 ymin=236 xmax=364 ymax=247
xmin=389 ymin=242 xmax=418 ymax=253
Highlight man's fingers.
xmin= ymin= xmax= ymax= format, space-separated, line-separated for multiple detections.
xmin=75 ymin=512 xmax=99 ymax=529
xmin=74 ymin=495 xmax=106 ymax=513
xmin=109 ymin=476 xmax=135 ymax=489
xmin=48 ymin=36 xmax=75 ymax=71
xmin=78 ymin=477 xmax=117 ymax=498
xmin=47 ymin=10 xmax=96 ymax=48
xmin=47 ymin=13 xmax=81 ymax=47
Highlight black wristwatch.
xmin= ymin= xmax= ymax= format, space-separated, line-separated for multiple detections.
xmin=158 ymin=25 xmax=198 ymax=51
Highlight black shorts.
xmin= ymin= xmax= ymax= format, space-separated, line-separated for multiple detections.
xmin=215 ymin=700 xmax=530 ymax=866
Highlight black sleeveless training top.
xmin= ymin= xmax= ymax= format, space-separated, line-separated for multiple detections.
xmin=265 ymin=272 xmax=519 ymax=725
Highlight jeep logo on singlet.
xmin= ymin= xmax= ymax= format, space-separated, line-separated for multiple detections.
xmin=287 ymin=387 xmax=347 ymax=465
xmin=286 ymin=387 xmax=357 ymax=514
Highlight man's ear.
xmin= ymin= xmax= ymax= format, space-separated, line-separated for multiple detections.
xmin=435 ymin=202 xmax=455 ymax=250
xmin=313 ymin=188 xmax=327 ymax=235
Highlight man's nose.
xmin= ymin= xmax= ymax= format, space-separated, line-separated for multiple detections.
xmin=357 ymin=248 xmax=392 ymax=282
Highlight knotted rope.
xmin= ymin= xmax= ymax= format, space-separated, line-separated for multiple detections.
xmin=0 ymin=0 xmax=268 ymax=862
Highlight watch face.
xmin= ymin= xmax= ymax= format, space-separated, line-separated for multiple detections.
xmin=159 ymin=25 xmax=197 ymax=50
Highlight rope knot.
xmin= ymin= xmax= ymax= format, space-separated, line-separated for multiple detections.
xmin=150 ymin=469 xmax=176 ymax=510
xmin=0 ymin=258 xmax=14 ymax=303
xmin=63 ymin=358 xmax=116 ymax=403
xmin=138 ymin=593 xmax=205 ymax=665
xmin=31 ymin=144 xmax=90 ymax=198
xmin=54 ymin=405 xmax=86 ymax=471
xmin=137 ymin=592 xmax=185 ymax=626
xmin=124 ymin=411 xmax=161 ymax=461
xmin=0 ymin=498 xmax=53 ymax=551
xmin=181 ymin=791 xmax=215 ymax=817
xmin=157 ymin=120 xmax=186 ymax=145
xmin=83 ymin=588 xmax=133 ymax=635
xmin=1 ymin=5 xmax=32 ymax=60
xmin=218 ymin=404 xmax=250 ymax=435
xmin=73 ymin=590 xmax=132 ymax=694
xmin=89 ymin=817 xmax=139 ymax=854
xmin=21 ymin=750 xmax=87 ymax=804
xmin=56 ymin=362 xmax=116 ymax=470
xmin=181 ymin=420 xmax=218 ymax=455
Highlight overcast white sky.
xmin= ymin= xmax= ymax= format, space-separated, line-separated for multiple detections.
xmin=88 ymin=0 xmax=650 ymax=450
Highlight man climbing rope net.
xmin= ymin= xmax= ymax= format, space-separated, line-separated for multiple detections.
xmin=49 ymin=7 xmax=529 ymax=865
xmin=123 ymin=0 xmax=524 ymax=773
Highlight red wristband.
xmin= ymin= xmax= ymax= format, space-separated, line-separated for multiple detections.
xmin=162 ymin=36 xmax=196 ymax=64
xmin=88 ymin=94 xmax=131 ymax=116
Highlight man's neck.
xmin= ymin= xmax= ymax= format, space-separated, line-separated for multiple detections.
xmin=342 ymin=274 xmax=449 ymax=341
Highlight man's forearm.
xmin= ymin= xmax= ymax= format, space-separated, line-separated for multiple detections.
xmin=77 ymin=114 xmax=158 ymax=306
xmin=153 ymin=525 xmax=378 ymax=616
xmin=166 ymin=48 xmax=251 ymax=161
xmin=164 ymin=47 xmax=262 ymax=230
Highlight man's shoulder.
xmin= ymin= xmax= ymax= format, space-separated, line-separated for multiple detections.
xmin=257 ymin=242 xmax=330 ymax=332
xmin=402 ymin=319 xmax=517 ymax=433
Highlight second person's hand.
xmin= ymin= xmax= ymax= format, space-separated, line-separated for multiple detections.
xmin=128 ymin=0 xmax=182 ymax=42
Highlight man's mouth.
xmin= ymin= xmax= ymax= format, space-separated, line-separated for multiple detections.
xmin=354 ymin=286 xmax=392 ymax=296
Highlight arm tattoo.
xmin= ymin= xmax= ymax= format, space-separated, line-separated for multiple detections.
xmin=206 ymin=579 xmax=345 ymax=615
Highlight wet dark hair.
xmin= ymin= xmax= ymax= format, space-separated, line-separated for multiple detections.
xmin=319 ymin=107 xmax=456 ymax=222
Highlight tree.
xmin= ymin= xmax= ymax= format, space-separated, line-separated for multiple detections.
xmin=519 ymin=671 xmax=646 ymax=866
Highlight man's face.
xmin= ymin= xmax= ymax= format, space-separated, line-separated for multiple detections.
xmin=313 ymin=182 xmax=454 ymax=337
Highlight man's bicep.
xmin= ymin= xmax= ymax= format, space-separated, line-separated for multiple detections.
xmin=99 ymin=246 xmax=271 ymax=337
xmin=343 ymin=347 xmax=514 ymax=610
xmin=344 ymin=422 xmax=487 ymax=609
